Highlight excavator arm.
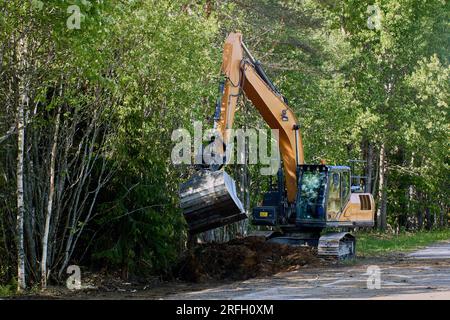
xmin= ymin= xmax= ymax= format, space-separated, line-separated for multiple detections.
xmin=180 ymin=32 xmax=304 ymax=234
xmin=216 ymin=32 xmax=304 ymax=203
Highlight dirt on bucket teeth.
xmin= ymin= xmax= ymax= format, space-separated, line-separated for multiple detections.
xmin=175 ymin=236 xmax=323 ymax=283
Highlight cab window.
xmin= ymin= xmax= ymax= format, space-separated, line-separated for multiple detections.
xmin=341 ymin=171 xmax=350 ymax=206
xmin=327 ymin=172 xmax=341 ymax=215
xmin=297 ymin=170 xmax=327 ymax=220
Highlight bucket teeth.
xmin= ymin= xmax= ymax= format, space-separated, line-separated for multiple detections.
xmin=179 ymin=170 xmax=246 ymax=234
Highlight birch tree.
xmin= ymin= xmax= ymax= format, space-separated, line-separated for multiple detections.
xmin=41 ymin=104 xmax=61 ymax=289
xmin=15 ymin=35 xmax=28 ymax=292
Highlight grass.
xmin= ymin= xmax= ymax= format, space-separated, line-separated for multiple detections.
xmin=356 ymin=228 xmax=450 ymax=257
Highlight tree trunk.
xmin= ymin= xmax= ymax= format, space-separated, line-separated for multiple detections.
xmin=416 ymin=192 xmax=423 ymax=230
xmin=407 ymin=153 xmax=415 ymax=230
xmin=377 ymin=144 xmax=387 ymax=231
xmin=366 ymin=142 xmax=373 ymax=193
xmin=425 ymin=207 xmax=432 ymax=230
xmin=16 ymin=102 xmax=26 ymax=292
xmin=24 ymin=207 xmax=37 ymax=281
xmin=15 ymin=36 xmax=28 ymax=292
xmin=41 ymin=106 xmax=61 ymax=289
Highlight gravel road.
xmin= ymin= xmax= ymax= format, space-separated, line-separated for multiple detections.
xmin=164 ymin=240 xmax=450 ymax=300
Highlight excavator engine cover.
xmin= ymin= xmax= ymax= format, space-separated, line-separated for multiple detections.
xmin=179 ymin=170 xmax=246 ymax=234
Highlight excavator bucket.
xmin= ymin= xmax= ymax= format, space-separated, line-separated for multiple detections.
xmin=180 ymin=170 xmax=247 ymax=234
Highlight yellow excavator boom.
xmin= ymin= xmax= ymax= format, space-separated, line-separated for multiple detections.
xmin=216 ymin=32 xmax=304 ymax=203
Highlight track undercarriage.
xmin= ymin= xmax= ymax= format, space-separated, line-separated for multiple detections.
xmin=255 ymin=230 xmax=356 ymax=260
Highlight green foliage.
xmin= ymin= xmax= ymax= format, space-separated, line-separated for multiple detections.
xmin=86 ymin=0 xmax=223 ymax=276
xmin=91 ymin=182 xmax=185 ymax=275
xmin=0 ymin=0 xmax=448 ymax=283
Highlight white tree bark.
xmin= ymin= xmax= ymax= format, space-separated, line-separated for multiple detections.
xmin=16 ymin=36 xmax=28 ymax=292
xmin=16 ymin=102 xmax=26 ymax=292
xmin=366 ymin=142 xmax=373 ymax=193
xmin=16 ymin=75 xmax=26 ymax=291
xmin=41 ymin=106 xmax=61 ymax=289
xmin=377 ymin=144 xmax=387 ymax=231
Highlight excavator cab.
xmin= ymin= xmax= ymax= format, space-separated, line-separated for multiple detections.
xmin=295 ymin=165 xmax=352 ymax=228
xmin=252 ymin=164 xmax=353 ymax=230
xmin=252 ymin=165 xmax=327 ymax=228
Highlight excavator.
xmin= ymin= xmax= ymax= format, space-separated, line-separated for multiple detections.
xmin=179 ymin=33 xmax=375 ymax=259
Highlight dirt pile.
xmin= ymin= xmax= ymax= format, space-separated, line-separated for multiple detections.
xmin=176 ymin=236 xmax=322 ymax=282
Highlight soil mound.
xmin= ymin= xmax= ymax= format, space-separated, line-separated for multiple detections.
xmin=176 ymin=236 xmax=322 ymax=282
